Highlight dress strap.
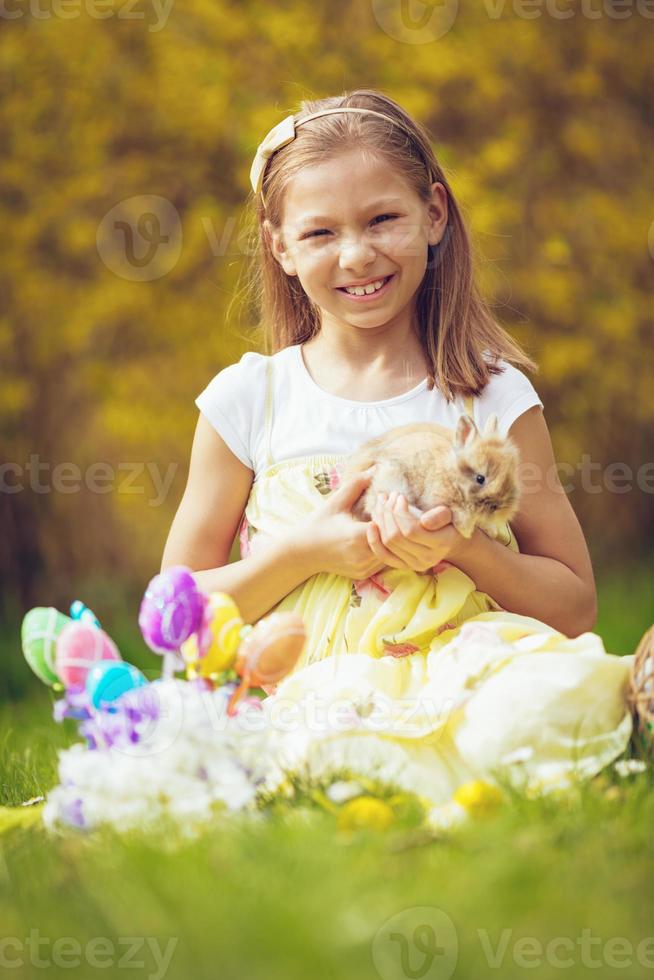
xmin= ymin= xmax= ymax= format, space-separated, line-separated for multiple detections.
xmin=464 ymin=393 xmax=475 ymax=422
xmin=264 ymin=358 xmax=275 ymax=469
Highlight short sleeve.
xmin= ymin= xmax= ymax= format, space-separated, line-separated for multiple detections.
xmin=195 ymin=352 xmax=266 ymax=470
xmin=476 ymin=360 xmax=544 ymax=437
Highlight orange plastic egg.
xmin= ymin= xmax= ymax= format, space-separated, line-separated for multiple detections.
xmin=226 ymin=612 xmax=306 ymax=716
xmin=236 ymin=612 xmax=306 ymax=686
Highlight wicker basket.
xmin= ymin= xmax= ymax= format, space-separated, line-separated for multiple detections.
xmin=626 ymin=625 xmax=654 ymax=742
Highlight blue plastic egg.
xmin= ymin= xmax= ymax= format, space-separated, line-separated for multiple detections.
xmin=85 ymin=660 xmax=147 ymax=709
xmin=70 ymin=600 xmax=101 ymax=630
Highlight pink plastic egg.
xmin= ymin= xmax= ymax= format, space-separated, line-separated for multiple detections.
xmin=55 ymin=622 xmax=121 ymax=689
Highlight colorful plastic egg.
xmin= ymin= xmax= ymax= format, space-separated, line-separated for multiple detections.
xmin=138 ymin=566 xmax=206 ymax=654
xmin=55 ymin=622 xmax=121 ymax=689
xmin=227 ymin=612 xmax=306 ymax=716
xmin=69 ymin=600 xmax=101 ymax=629
xmin=21 ymin=607 xmax=71 ymax=686
xmin=85 ymin=660 xmax=147 ymax=709
xmin=236 ymin=612 xmax=306 ymax=687
xmin=181 ymin=592 xmax=243 ymax=679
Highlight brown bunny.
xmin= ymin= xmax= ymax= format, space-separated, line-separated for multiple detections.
xmin=340 ymin=414 xmax=521 ymax=539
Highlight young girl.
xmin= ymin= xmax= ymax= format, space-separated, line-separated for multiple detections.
xmin=161 ymin=90 xmax=639 ymax=803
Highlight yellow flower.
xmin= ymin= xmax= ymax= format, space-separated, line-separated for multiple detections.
xmin=452 ymin=780 xmax=503 ymax=816
xmin=337 ymin=796 xmax=395 ymax=832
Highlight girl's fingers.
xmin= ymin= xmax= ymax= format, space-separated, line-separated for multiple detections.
xmin=374 ymin=492 xmax=392 ymax=536
xmin=383 ymin=500 xmax=420 ymax=559
xmin=374 ymin=493 xmax=452 ymax=569
xmin=420 ymin=505 xmax=453 ymax=532
xmin=382 ymin=493 xmax=402 ymax=536
xmin=384 ymin=492 xmax=422 ymax=538
xmin=392 ymin=494 xmax=416 ymax=534
xmin=367 ymin=520 xmax=409 ymax=569
xmin=369 ymin=511 xmax=422 ymax=569
xmin=372 ymin=506 xmax=404 ymax=564
xmin=371 ymin=517 xmax=431 ymax=570
xmin=385 ymin=493 xmax=416 ymax=538
xmin=391 ymin=495 xmax=453 ymax=542
xmin=376 ymin=492 xmax=413 ymax=549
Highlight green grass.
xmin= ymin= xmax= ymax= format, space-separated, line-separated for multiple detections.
xmin=0 ymin=692 xmax=77 ymax=806
xmin=0 ymin=561 xmax=652 ymax=980
xmin=1 ymin=773 xmax=654 ymax=980
xmin=594 ymin=558 xmax=654 ymax=656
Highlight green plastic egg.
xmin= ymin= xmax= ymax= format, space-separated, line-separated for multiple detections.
xmin=21 ymin=607 xmax=71 ymax=685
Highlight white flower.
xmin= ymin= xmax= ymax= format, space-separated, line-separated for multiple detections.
xmin=43 ymin=678 xmax=287 ymax=835
xmin=325 ymin=780 xmax=364 ymax=804
xmin=426 ymin=801 xmax=468 ymax=831
xmin=613 ymin=759 xmax=648 ymax=777
xmin=499 ymin=746 xmax=534 ymax=766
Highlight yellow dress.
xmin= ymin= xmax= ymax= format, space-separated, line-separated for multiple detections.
xmin=238 ymin=361 xmax=634 ymax=806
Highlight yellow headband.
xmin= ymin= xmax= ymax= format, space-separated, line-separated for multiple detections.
xmin=249 ymin=107 xmax=403 ymax=203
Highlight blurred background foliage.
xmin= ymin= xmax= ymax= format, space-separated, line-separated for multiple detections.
xmin=1 ymin=1 xmax=652 ymax=661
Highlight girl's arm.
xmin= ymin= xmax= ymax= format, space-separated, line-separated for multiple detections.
xmin=191 ymin=541 xmax=316 ymax=626
xmin=161 ymin=416 xmax=315 ymax=624
xmin=451 ymin=406 xmax=598 ymax=637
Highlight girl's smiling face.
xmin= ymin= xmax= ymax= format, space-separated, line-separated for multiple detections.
xmin=266 ymin=150 xmax=448 ymax=336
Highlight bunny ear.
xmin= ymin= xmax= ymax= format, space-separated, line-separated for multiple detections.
xmin=483 ymin=413 xmax=500 ymax=436
xmin=454 ymin=414 xmax=478 ymax=450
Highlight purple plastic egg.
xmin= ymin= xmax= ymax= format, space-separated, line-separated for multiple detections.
xmin=138 ymin=566 xmax=207 ymax=655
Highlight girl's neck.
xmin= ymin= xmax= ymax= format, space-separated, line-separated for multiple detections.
xmin=300 ymin=331 xmax=429 ymax=402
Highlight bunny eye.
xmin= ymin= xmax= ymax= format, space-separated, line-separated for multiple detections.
xmin=475 ymin=473 xmax=486 ymax=485
xmin=487 ymin=503 xmax=498 ymax=512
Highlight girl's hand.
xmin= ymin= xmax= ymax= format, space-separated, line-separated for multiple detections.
xmin=367 ymin=491 xmax=469 ymax=573
xmin=293 ymin=469 xmax=387 ymax=580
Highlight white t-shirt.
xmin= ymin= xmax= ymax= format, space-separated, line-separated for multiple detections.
xmin=195 ymin=344 xmax=543 ymax=478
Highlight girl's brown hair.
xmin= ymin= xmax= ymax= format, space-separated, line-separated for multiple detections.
xmin=235 ymin=88 xmax=537 ymax=400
